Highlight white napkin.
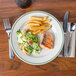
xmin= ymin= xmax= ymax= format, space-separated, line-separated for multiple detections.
xmin=58 ymin=22 xmax=75 ymax=57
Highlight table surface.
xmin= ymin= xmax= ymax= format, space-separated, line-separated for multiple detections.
xmin=0 ymin=0 xmax=76 ymax=76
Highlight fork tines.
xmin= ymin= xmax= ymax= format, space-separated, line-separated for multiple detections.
xmin=3 ymin=19 xmax=11 ymax=30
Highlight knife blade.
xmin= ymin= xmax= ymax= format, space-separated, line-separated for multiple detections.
xmin=63 ymin=12 xmax=69 ymax=57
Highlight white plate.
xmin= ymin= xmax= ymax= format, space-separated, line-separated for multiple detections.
xmin=11 ymin=11 xmax=64 ymax=65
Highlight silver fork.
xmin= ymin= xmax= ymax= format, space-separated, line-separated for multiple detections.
xmin=3 ymin=19 xmax=14 ymax=59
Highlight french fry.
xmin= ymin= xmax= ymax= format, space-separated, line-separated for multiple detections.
xmin=43 ymin=19 xmax=51 ymax=23
xmin=30 ymin=20 xmax=42 ymax=24
xmin=26 ymin=22 xmax=40 ymax=26
xmin=43 ymin=16 xmax=47 ymax=21
xmin=42 ymin=23 xmax=49 ymax=26
xmin=30 ymin=16 xmax=43 ymax=21
xmin=30 ymin=25 xmax=45 ymax=31
xmin=32 ymin=30 xmax=41 ymax=34
xmin=40 ymin=25 xmax=52 ymax=33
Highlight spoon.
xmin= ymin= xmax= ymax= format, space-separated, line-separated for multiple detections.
xmin=68 ymin=23 xmax=75 ymax=56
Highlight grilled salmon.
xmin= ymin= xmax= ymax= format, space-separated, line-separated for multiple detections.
xmin=40 ymin=33 xmax=54 ymax=49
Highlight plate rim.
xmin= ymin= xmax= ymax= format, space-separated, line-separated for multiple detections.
xmin=11 ymin=11 xmax=64 ymax=65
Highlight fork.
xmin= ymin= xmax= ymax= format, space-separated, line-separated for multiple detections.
xmin=3 ymin=19 xmax=14 ymax=59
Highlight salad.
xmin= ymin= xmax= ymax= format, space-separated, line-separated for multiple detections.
xmin=16 ymin=29 xmax=41 ymax=55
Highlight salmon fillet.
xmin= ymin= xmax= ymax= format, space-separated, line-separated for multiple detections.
xmin=40 ymin=33 xmax=54 ymax=49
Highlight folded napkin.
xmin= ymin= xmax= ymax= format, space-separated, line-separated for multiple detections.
xmin=58 ymin=22 xmax=75 ymax=57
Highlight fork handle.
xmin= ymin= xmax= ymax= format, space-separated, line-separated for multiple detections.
xmin=8 ymin=35 xmax=14 ymax=59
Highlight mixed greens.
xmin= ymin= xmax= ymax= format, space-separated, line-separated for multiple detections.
xmin=16 ymin=29 xmax=41 ymax=55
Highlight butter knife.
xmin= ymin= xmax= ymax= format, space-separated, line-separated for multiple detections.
xmin=63 ymin=12 xmax=69 ymax=57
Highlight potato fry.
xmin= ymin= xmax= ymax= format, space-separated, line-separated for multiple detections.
xmin=30 ymin=25 xmax=45 ymax=31
xmin=26 ymin=22 xmax=40 ymax=26
xmin=30 ymin=20 xmax=42 ymax=24
xmin=30 ymin=16 xmax=43 ymax=21
xmin=40 ymin=25 xmax=52 ymax=33
xmin=42 ymin=23 xmax=49 ymax=26
xmin=32 ymin=30 xmax=41 ymax=34
xmin=43 ymin=16 xmax=47 ymax=21
xmin=43 ymin=19 xmax=51 ymax=23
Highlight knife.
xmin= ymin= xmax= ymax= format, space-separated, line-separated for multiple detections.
xmin=63 ymin=12 xmax=69 ymax=57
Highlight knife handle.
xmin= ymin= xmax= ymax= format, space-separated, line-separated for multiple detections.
xmin=68 ymin=33 xmax=72 ymax=56
xmin=63 ymin=34 xmax=68 ymax=57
